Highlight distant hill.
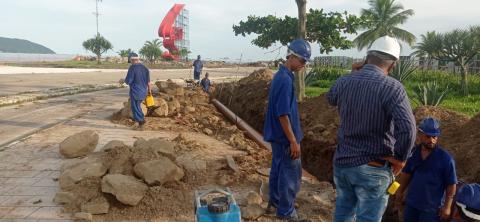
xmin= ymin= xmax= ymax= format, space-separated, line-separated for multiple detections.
xmin=0 ymin=37 xmax=55 ymax=54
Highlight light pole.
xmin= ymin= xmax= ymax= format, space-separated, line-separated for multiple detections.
xmin=93 ymin=0 xmax=102 ymax=35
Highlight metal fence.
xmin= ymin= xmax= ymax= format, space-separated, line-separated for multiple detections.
xmin=313 ymin=55 xmax=480 ymax=74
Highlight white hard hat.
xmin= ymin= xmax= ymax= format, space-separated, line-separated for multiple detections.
xmin=367 ymin=36 xmax=401 ymax=60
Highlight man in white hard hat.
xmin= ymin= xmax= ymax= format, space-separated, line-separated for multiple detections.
xmin=327 ymin=36 xmax=416 ymax=222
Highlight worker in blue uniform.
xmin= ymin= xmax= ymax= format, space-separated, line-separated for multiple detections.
xmin=451 ymin=183 xmax=480 ymax=222
xmin=396 ymin=117 xmax=457 ymax=222
xmin=193 ymin=55 xmax=203 ymax=82
xmin=125 ymin=53 xmax=151 ymax=129
xmin=263 ymin=38 xmax=311 ymax=221
xmin=200 ymin=72 xmax=211 ymax=93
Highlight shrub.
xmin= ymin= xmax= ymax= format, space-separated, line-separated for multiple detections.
xmin=413 ymin=81 xmax=449 ymax=106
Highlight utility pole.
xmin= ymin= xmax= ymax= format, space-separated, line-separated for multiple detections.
xmin=93 ymin=0 xmax=102 ymax=35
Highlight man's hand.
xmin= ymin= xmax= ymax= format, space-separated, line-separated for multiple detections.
xmin=439 ymin=206 xmax=452 ymax=221
xmin=394 ymin=193 xmax=404 ymax=212
xmin=382 ymin=156 xmax=405 ymax=176
xmin=290 ymin=142 xmax=301 ymax=160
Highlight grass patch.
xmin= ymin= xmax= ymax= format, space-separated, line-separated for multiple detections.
xmin=305 ymin=67 xmax=480 ymax=117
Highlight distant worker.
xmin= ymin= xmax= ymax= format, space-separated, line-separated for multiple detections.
xmin=263 ymin=39 xmax=311 ymax=221
xmin=200 ymin=72 xmax=211 ymax=93
xmin=451 ymin=183 xmax=480 ymax=222
xmin=125 ymin=53 xmax=151 ymax=129
xmin=327 ymin=36 xmax=416 ymax=222
xmin=396 ymin=117 xmax=457 ymax=222
xmin=192 ymin=55 xmax=203 ymax=82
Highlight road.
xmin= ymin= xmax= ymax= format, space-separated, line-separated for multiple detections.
xmin=0 ymin=67 xmax=259 ymax=148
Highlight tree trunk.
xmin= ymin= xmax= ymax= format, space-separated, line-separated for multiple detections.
xmin=96 ymin=54 xmax=101 ymax=65
xmin=460 ymin=63 xmax=469 ymax=95
xmin=295 ymin=0 xmax=307 ymax=102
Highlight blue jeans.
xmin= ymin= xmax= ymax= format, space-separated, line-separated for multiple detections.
xmin=130 ymin=98 xmax=144 ymax=123
xmin=404 ymin=205 xmax=441 ymax=222
xmin=334 ymin=164 xmax=393 ymax=222
xmin=269 ymin=142 xmax=302 ymax=218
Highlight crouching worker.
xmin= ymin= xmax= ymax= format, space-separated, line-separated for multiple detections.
xmin=452 ymin=183 xmax=480 ymax=222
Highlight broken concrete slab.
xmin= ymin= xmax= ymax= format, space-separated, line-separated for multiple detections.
xmin=101 ymin=140 xmax=127 ymax=152
xmin=59 ymin=130 xmax=99 ymax=158
xmin=246 ymin=191 xmax=263 ymax=205
xmin=176 ymin=153 xmax=207 ymax=172
xmin=134 ymin=158 xmax=184 ymax=185
xmin=101 ymin=174 xmax=148 ymax=206
xmin=75 ymin=212 xmax=93 ymax=222
xmin=152 ymin=98 xmax=169 ymax=117
xmin=53 ymin=191 xmax=76 ymax=204
xmin=242 ymin=204 xmax=265 ymax=220
xmin=225 ymin=155 xmax=239 ymax=173
xmin=59 ymin=161 xmax=107 ymax=189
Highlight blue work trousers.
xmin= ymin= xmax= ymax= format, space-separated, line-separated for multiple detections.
xmin=268 ymin=142 xmax=302 ymax=218
xmin=333 ymin=164 xmax=393 ymax=222
xmin=130 ymin=98 xmax=144 ymax=123
xmin=404 ymin=205 xmax=441 ymax=222
xmin=194 ymin=71 xmax=201 ymax=80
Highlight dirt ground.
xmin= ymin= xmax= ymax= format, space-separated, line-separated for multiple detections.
xmin=54 ymin=77 xmax=335 ymax=222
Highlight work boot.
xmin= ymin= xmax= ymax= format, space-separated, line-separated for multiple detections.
xmin=279 ymin=212 xmax=309 ymax=222
xmin=266 ymin=202 xmax=277 ymax=214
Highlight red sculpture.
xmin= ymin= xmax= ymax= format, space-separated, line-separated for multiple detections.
xmin=158 ymin=4 xmax=186 ymax=60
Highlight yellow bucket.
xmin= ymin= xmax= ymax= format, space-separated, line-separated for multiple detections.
xmin=145 ymin=95 xmax=155 ymax=107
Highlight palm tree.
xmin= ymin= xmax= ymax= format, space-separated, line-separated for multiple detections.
xmin=117 ymin=49 xmax=133 ymax=63
xmin=139 ymin=39 xmax=162 ymax=64
xmin=354 ymin=0 xmax=416 ymax=50
xmin=412 ymin=31 xmax=441 ymax=69
xmin=82 ymin=34 xmax=113 ymax=64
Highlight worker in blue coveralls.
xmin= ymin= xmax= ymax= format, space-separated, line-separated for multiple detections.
xmin=396 ymin=117 xmax=457 ymax=222
xmin=200 ymin=72 xmax=211 ymax=93
xmin=451 ymin=183 xmax=480 ymax=222
xmin=125 ymin=53 xmax=151 ymax=129
xmin=263 ymin=39 xmax=310 ymax=221
xmin=327 ymin=36 xmax=416 ymax=222
xmin=192 ymin=55 xmax=203 ymax=82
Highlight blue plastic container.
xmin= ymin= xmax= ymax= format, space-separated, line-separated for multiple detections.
xmin=194 ymin=188 xmax=242 ymax=222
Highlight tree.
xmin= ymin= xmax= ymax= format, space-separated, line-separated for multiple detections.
xmin=354 ymin=0 xmax=416 ymax=50
xmin=233 ymin=6 xmax=367 ymax=101
xmin=139 ymin=39 xmax=162 ymax=64
xmin=82 ymin=34 xmax=113 ymax=64
xmin=233 ymin=9 xmax=366 ymax=54
xmin=412 ymin=31 xmax=441 ymax=70
xmin=414 ymin=26 xmax=480 ymax=95
xmin=117 ymin=48 xmax=133 ymax=63
xmin=295 ymin=0 xmax=307 ymax=101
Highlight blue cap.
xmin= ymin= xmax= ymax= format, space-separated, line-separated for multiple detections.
xmin=287 ymin=39 xmax=311 ymax=62
xmin=456 ymin=184 xmax=480 ymax=220
xmin=418 ymin=117 xmax=441 ymax=136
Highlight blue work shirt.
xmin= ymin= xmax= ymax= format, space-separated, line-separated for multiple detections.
xmin=263 ymin=65 xmax=303 ymax=145
xmin=327 ymin=64 xmax=416 ymax=167
xmin=125 ymin=63 xmax=150 ymax=100
xmin=193 ymin=59 xmax=203 ymax=73
xmin=403 ymin=144 xmax=457 ymax=212
xmin=200 ymin=78 xmax=211 ymax=92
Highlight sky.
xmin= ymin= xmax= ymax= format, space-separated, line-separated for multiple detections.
xmin=1 ymin=0 xmax=479 ymax=62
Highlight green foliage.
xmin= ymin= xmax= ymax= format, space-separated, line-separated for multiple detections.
xmin=305 ymin=67 xmax=480 ymax=116
xmin=233 ymin=9 xmax=368 ymax=53
xmin=82 ymin=34 xmax=113 ymax=64
xmin=390 ymin=59 xmax=417 ymax=82
xmin=413 ymin=81 xmax=449 ymax=106
xmin=354 ymin=0 xmax=416 ymax=50
xmin=305 ymin=66 xmax=347 ymax=86
xmin=117 ymin=49 xmax=133 ymax=58
xmin=139 ymin=39 xmax=162 ymax=64
xmin=414 ymin=26 xmax=480 ymax=95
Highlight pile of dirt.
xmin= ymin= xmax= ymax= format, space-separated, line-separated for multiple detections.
xmin=299 ymin=94 xmax=339 ymax=182
xmin=441 ymin=113 xmax=480 ymax=182
xmin=413 ymin=106 xmax=470 ymax=138
xmin=213 ymin=68 xmax=273 ymax=132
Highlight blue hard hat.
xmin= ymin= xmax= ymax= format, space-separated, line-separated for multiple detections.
xmin=456 ymin=184 xmax=480 ymax=220
xmin=287 ymin=39 xmax=311 ymax=62
xmin=418 ymin=117 xmax=441 ymax=136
